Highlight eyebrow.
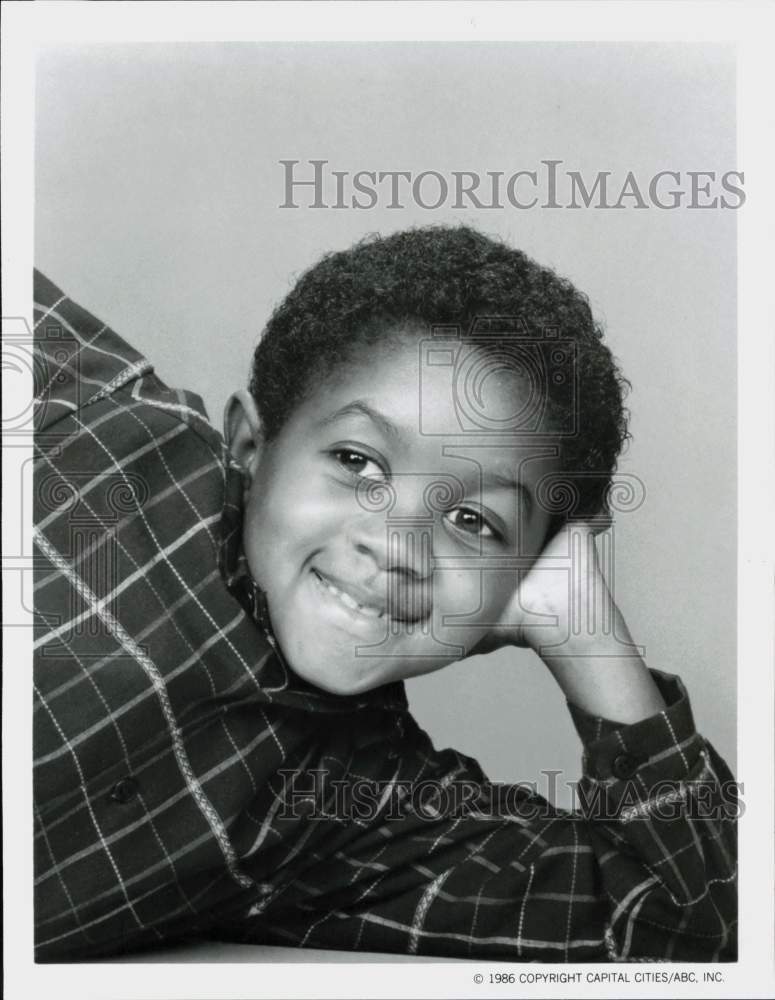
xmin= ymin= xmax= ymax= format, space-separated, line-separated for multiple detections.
xmin=320 ymin=400 xmax=404 ymax=442
xmin=480 ymin=469 xmax=534 ymax=512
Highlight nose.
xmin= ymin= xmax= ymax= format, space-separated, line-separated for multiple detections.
xmin=347 ymin=513 xmax=434 ymax=625
xmin=347 ymin=513 xmax=434 ymax=580
xmin=347 ymin=476 xmax=435 ymax=578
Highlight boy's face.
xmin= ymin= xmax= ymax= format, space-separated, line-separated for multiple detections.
xmin=232 ymin=334 xmax=561 ymax=695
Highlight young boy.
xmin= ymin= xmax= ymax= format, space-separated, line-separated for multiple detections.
xmin=32 ymin=225 xmax=736 ymax=962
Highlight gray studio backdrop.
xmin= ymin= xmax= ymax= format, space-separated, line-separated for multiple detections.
xmin=35 ymin=43 xmax=737 ymax=805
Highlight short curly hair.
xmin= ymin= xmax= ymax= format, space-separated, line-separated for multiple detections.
xmin=250 ymin=225 xmax=630 ymax=524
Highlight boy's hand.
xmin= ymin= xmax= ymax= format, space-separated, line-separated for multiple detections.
xmin=472 ymin=518 xmax=610 ymax=655
xmin=472 ymin=518 xmax=667 ymax=724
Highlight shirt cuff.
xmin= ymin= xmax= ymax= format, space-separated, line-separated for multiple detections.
xmin=567 ymin=670 xmax=704 ymax=786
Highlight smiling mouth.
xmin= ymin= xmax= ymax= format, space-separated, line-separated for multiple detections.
xmin=311 ymin=569 xmax=387 ymax=620
xmin=310 ymin=567 xmax=431 ymax=626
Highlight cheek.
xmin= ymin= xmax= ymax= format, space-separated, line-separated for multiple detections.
xmin=480 ymin=568 xmax=521 ymax=621
xmin=241 ymin=470 xmax=302 ymax=586
xmin=435 ymin=568 xmax=518 ymax=622
xmin=243 ymin=467 xmax=352 ymax=574
xmin=521 ymin=515 xmax=553 ymax=558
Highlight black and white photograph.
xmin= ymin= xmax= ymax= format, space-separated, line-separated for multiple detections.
xmin=2 ymin=3 xmax=773 ymax=999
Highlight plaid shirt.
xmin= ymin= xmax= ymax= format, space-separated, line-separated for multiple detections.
xmin=32 ymin=271 xmax=737 ymax=963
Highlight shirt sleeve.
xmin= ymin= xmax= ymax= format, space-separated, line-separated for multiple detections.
xmin=219 ymin=670 xmax=737 ymax=962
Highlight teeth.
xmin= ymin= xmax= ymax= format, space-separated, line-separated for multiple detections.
xmin=314 ymin=571 xmax=385 ymax=619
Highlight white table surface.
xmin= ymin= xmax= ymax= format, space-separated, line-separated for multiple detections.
xmin=116 ymin=940 xmax=466 ymax=963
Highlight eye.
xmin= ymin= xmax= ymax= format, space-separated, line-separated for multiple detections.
xmin=445 ymin=507 xmax=496 ymax=539
xmin=333 ymin=448 xmax=386 ymax=480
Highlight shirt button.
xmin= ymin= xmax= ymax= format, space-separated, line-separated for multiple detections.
xmin=110 ymin=776 xmax=139 ymax=804
xmin=611 ymin=753 xmax=638 ymax=780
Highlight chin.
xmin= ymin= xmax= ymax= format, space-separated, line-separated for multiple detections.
xmin=290 ymin=655 xmax=387 ymax=697
xmin=274 ymin=631 xmax=381 ymax=696
xmin=291 ymin=646 xmax=459 ymax=696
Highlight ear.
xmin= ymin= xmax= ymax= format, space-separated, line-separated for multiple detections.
xmin=223 ymin=390 xmax=264 ymax=481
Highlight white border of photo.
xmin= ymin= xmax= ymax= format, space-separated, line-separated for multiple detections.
xmin=2 ymin=3 xmax=773 ymax=998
